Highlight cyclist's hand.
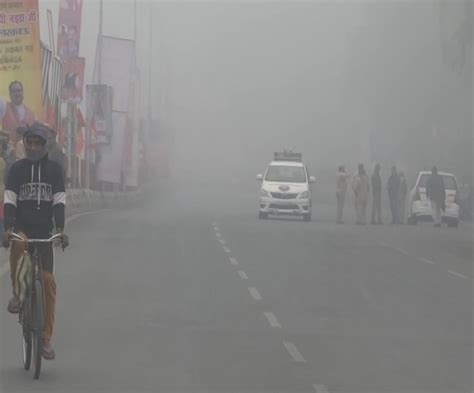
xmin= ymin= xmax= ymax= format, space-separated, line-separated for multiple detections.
xmin=2 ymin=231 xmax=11 ymax=249
xmin=61 ymin=233 xmax=69 ymax=250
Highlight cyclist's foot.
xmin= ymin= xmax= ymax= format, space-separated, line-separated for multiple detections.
xmin=7 ymin=295 xmax=20 ymax=314
xmin=42 ymin=343 xmax=56 ymax=360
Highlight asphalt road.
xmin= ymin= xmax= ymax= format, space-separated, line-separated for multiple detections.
xmin=0 ymin=184 xmax=472 ymax=393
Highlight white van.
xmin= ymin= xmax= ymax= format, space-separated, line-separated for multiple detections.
xmin=257 ymin=152 xmax=315 ymax=221
xmin=407 ymin=171 xmax=460 ymax=227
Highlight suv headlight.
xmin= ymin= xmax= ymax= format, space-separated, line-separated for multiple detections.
xmin=261 ymin=189 xmax=271 ymax=197
xmin=299 ymin=191 xmax=309 ymax=199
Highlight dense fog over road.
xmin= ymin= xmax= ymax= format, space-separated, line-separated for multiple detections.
xmin=1 ymin=1 xmax=472 ymax=393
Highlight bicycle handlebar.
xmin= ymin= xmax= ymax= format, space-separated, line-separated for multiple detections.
xmin=9 ymin=232 xmax=64 ymax=243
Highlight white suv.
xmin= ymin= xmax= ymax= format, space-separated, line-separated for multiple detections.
xmin=257 ymin=152 xmax=315 ymax=221
xmin=407 ymin=171 xmax=460 ymax=227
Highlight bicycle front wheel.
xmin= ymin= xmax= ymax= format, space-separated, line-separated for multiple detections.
xmin=21 ymin=295 xmax=32 ymax=370
xmin=32 ymin=279 xmax=44 ymax=379
xmin=22 ymin=329 xmax=32 ymax=370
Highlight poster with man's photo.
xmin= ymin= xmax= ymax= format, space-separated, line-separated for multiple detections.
xmin=57 ymin=0 xmax=83 ymax=60
xmin=0 ymin=0 xmax=43 ymax=126
xmin=62 ymin=57 xmax=85 ymax=103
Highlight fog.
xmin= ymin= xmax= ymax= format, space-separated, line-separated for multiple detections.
xmin=38 ymin=0 xmax=472 ymax=190
xmin=148 ymin=1 xmax=472 ymax=190
xmin=1 ymin=2 xmax=471 ymax=391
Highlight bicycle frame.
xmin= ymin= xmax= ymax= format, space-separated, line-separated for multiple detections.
xmin=10 ymin=233 xmax=62 ymax=324
xmin=10 ymin=233 xmax=63 ymax=328
xmin=10 ymin=232 xmax=63 ymax=378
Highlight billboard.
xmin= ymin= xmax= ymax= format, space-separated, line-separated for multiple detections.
xmin=94 ymin=36 xmax=135 ymax=113
xmin=62 ymin=56 xmax=85 ymax=103
xmin=0 ymin=0 xmax=43 ymax=126
xmin=57 ymin=0 xmax=83 ymax=60
xmin=85 ymin=84 xmax=113 ymax=145
xmin=96 ymin=111 xmax=127 ymax=184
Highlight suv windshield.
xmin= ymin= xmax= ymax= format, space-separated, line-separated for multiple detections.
xmin=419 ymin=174 xmax=457 ymax=190
xmin=265 ymin=165 xmax=307 ymax=183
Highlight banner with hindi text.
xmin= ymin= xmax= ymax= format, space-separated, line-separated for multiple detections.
xmin=0 ymin=0 xmax=43 ymax=121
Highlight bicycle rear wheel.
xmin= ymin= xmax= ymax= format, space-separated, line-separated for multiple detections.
xmin=32 ymin=279 xmax=44 ymax=379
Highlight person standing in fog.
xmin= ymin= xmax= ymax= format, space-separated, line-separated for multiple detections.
xmin=336 ymin=165 xmax=350 ymax=224
xmin=398 ymin=171 xmax=408 ymax=224
xmin=426 ymin=166 xmax=446 ymax=227
xmin=352 ymin=164 xmax=370 ymax=225
xmin=370 ymin=163 xmax=383 ymax=225
xmin=387 ymin=166 xmax=400 ymax=224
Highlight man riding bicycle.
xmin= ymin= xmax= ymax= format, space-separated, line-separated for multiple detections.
xmin=3 ymin=122 xmax=68 ymax=360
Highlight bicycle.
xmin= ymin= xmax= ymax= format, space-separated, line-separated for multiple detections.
xmin=9 ymin=232 xmax=64 ymax=380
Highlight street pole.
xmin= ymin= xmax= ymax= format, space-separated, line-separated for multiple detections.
xmin=96 ymin=0 xmax=104 ymax=190
xmin=134 ymin=0 xmax=138 ymax=53
xmin=148 ymin=0 xmax=152 ymax=133
xmin=98 ymin=0 xmax=103 ymax=84
xmin=67 ymin=103 xmax=74 ymax=186
xmin=87 ymin=0 xmax=103 ymax=190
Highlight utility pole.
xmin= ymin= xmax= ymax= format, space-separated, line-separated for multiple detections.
xmin=87 ymin=0 xmax=103 ymax=190
xmin=98 ymin=0 xmax=103 ymax=84
xmin=148 ymin=0 xmax=153 ymax=132
xmin=134 ymin=0 xmax=138 ymax=52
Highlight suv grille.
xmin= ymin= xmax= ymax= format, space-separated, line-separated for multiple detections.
xmin=269 ymin=204 xmax=299 ymax=210
xmin=271 ymin=192 xmax=298 ymax=199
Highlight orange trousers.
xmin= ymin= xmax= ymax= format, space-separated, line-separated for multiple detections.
xmin=10 ymin=235 xmax=56 ymax=345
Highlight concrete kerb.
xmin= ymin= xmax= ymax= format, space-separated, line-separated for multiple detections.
xmin=65 ymin=189 xmax=142 ymax=213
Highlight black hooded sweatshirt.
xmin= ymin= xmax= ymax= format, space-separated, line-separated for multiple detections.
xmin=4 ymin=155 xmax=65 ymax=238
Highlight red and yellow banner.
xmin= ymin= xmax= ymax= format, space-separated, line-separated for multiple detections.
xmin=57 ymin=0 xmax=83 ymax=60
xmin=0 ymin=0 xmax=43 ymax=121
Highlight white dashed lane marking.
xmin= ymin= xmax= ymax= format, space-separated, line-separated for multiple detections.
xmin=313 ymin=384 xmax=330 ymax=393
xmin=248 ymin=287 xmax=262 ymax=301
xmin=263 ymin=312 xmax=282 ymax=328
xmin=448 ymin=270 xmax=469 ymax=280
xmin=378 ymin=241 xmax=471 ymax=281
xmin=213 ymin=222 xmax=331 ymax=391
xmin=418 ymin=257 xmax=435 ymax=265
xmin=393 ymin=246 xmax=409 ymax=256
xmin=283 ymin=341 xmax=306 ymax=363
xmin=379 ymin=242 xmax=411 ymax=257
